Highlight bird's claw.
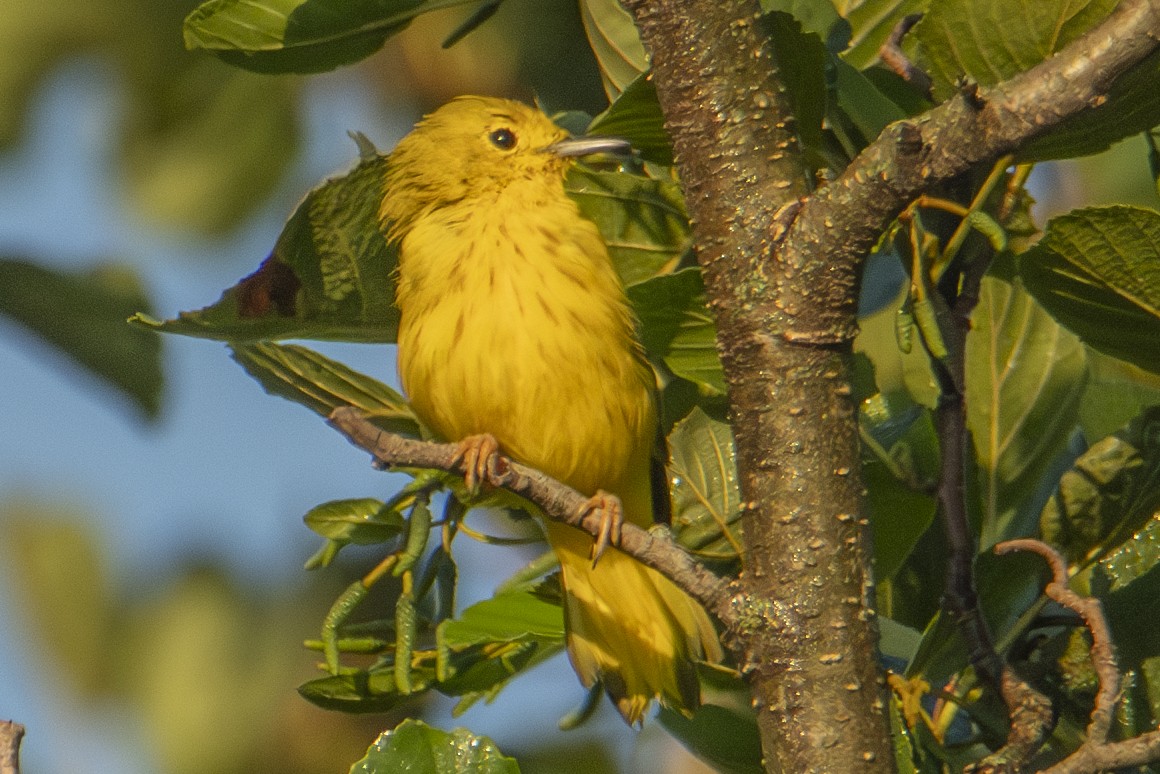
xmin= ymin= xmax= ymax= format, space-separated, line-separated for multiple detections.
xmin=453 ymin=434 xmax=503 ymax=494
xmin=580 ymin=490 xmax=623 ymax=565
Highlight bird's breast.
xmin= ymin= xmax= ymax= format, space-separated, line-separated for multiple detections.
xmin=395 ymin=197 xmax=655 ymax=494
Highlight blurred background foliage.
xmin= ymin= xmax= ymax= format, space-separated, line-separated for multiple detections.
xmin=2 ymin=1 xmax=1160 ymax=773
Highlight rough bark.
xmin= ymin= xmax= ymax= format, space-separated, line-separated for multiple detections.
xmin=618 ymin=1 xmax=1160 ymax=773
xmin=620 ymin=2 xmax=888 ymax=772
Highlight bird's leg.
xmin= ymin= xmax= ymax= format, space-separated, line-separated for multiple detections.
xmin=452 ymin=433 xmax=504 ymax=494
xmin=578 ymin=490 xmax=624 ymax=564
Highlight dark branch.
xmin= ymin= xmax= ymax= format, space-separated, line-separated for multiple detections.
xmin=327 ymin=407 xmax=737 ymax=628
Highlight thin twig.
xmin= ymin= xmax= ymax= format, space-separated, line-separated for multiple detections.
xmin=994 ymin=539 xmax=1160 ymax=774
xmin=327 ymin=407 xmax=737 ymax=628
xmin=879 ymin=14 xmax=933 ymax=97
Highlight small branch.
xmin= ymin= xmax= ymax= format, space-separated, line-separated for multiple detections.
xmin=0 ymin=721 xmax=23 ymax=774
xmin=327 ymin=407 xmax=737 ymax=628
xmin=994 ymin=539 xmax=1160 ymax=774
xmin=879 ymin=14 xmax=932 ymax=97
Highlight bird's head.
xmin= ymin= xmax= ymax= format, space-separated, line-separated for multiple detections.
xmin=380 ymin=96 xmax=629 ymax=239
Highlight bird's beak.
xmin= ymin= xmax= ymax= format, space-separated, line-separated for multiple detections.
xmin=545 ymin=135 xmax=633 ymax=158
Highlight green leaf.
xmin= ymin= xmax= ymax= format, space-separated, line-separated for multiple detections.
xmin=0 ymin=503 xmax=116 ymax=698
xmin=578 ymin=0 xmax=648 ymax=100
xmin=0 ymin=0 xmax=298 ymax=232
xmin=966 ymin=274 xmax=1087 ymax=547
xmin=856 ymin=289 xmax=940 ymax=410
xmin=915 ymin=0 xmax=1118 ymax=101
xmin=762 ymin=0 xmax=851 ymax=53
xmin=228 ymin=341 xmax=421 ymax=437
xmin=565 ymin=167 xmax=692 ymax=287
xmin=135 ymin=150 xmax=398 ymax=343
xmin=299 ymin=668 xmax=434 ymax=713
xmin=123 ymin=62 xmax=299 ymax=235
xmin=304 ymin=498 xmax=407 ymax=545
xmin=837 ymin=0 xmax=927 ymax=70
xmin=1040 ymin=407 xmax=1160 ymax=567
xmin=628 ymin=269 xmax=724 ymax=394
xmin=184 ymin=0 xmax=491 ymax=75
xmin=350 ymin=720 xmax=520 ymax=774
xmin=764 ymin=10 xmax=829 ymax=160
xmin=860 ymin=395 xmax=939 ymax=580
xmin=586 ymin=73 xmax=671 ymax=166
xmin=436 ymin=584 xmax=566 ymax=711
xmin=657 ymin=703 xmax=763 ymax=774
xmin=1020 ymin=206 xmax=1160 ymax=374
xmin=0 ymin=258 xmax=163 ymax=418
xmin=668 ymin=407 xmax=742 ymax=559
xmin=1101 ymin=515 xmax=1160 ymax=667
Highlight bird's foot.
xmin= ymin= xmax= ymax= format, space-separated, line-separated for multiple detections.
xmin=453 ymin=434 xmax=505 ymax=494
xmin=578 ymin=490 xmax=623 ymax=565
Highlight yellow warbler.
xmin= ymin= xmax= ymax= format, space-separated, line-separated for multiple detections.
xmin=379 ymin=96 xmax=721 ymax=724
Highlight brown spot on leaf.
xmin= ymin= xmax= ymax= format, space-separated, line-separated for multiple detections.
xmin=237 ymin=257 xmax=301 ymax=318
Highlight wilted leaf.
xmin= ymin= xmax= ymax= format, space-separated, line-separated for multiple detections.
xmin=669 ymin=407 xmax=742 ymax=559
xmin=1020 ymin=206 xmax=1160 ymax=374
xmin=578 ymin=0 xmax=648 ymax=100
xmin=0 ymin=258 xmax=163 ymax=418
xmin=628 ymin=269 xmax=724 ymax=394
xmin=136 ymin=150 xmax=398 ymax=343
xmin=350 ymin=720 xmax=519 ymax=774
xmin=566 ymin=166 xmax=691 ymax=287
xmin=966 ymin=274 xmax=1087 ymax=547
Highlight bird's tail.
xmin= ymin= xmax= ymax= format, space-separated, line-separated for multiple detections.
xmin=544 ymin=521 xmax=723 ymax=725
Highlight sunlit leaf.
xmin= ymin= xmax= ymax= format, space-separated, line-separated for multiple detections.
xmin=184 ymin=0 xmax=493 ymax=75
xmin=135 ymin=150 xmax=398 ymax=343
xmin=1020 ymin=206 xmax=1160 ymax=374
xmin=966 ymin=274 xmax=1087 ymax=548
xmin=628 ymin=269 xmax=724 ymax=394
xmin=228 ymin=341 xmax=421 ymax=437
xmin=350 ymin=720 xmax=520 ymax=774
xmin=669 ymin=407 xmax=742 ymax=559
xmin=0 ymin=258 xmax=163 ymax=418
xmin=578 ymin=0 xmax=648 ymax=100
xmin=566 ymin=166 xmax=691 ymax=286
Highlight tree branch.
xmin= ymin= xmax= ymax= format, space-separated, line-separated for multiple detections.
xmin=327 ymin=407 xmax=737 ymax=628
xmin=0 ymin=721 xmax=23 ymax=774
xmin=996 ymin=539 xmax=1160 ymax=774
xmin=783 ymin=0 xmax=1160 ymax=307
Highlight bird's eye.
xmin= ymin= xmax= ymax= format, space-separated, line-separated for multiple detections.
xmin=488 ymin=128 xmax=517 ymax=150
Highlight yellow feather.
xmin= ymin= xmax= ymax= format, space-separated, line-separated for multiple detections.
xmin=381 ymin=96 xmax=721 ymax=724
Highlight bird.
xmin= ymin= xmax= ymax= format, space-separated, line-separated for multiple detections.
xmin=378 ymin=95 xmax=721 ymax=724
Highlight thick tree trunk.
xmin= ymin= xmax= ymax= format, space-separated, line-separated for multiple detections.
xmin=620 ymin=2 xmax=893 ymax=772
